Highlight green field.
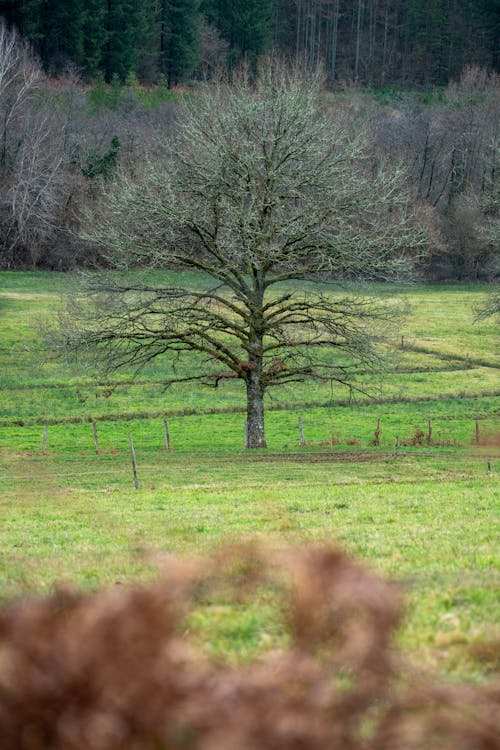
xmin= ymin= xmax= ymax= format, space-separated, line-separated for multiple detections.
xmin=0 ymin=271 xmax=498 ymax=681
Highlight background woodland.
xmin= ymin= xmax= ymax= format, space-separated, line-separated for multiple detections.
xmin=0 ymin=2 xmax=498 ymax=278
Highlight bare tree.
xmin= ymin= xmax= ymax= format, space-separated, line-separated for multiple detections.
xmin=0 ymin=20 xmax=183 ymax=269
xmin=0 ymin=23 xmax=79 ymax=268
xmin=0 ymin=23 xmax=41 ymax=168
xmin=195 ymin=18 xmax=229 ymax=80
xmin=0 ymin=22 xmax=43 ymax=265
xmin=475 ymin=288 xmax=500 ymax=321
xmin=372 ymin=67 xmax=500 ymax=279
xmin=5 ymin=99 xmax=71 ymax=265
xmin=58 ymin=62 xmax=427 ymax=448
xmin=474 ymin=143 xmax=499 ymax=312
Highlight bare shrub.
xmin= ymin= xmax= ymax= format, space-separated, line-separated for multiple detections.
xmin=317 ymin=434 xmax=342 ymax=447
xmin=400 ymin=428 xmax=461 ymax=448
xmin=195 ymin=19 xmax=229 ymax=80
xmin=445 ymin=190 xmax=496 ymax=281
xmin=372 ymin=66 xmax=500 ymax=280
xmin=0 ymin=545 xmax=498 ymax=749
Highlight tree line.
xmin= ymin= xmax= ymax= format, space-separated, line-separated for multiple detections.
xmin=1 ymin=0 xmax=498 ymax=87
xmin=275 ymin=0 xmax=500 ymax=87
xmin=0 ymin=22 xmax=497 ymax=279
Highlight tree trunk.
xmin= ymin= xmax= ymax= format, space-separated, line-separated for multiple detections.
xmin=330 ymin=0 xmax=340 ymax=82
xmin=354 ymin=0 xmax=363 ymax=82
xmin=245 ymin=371 xmax=267 ymax=448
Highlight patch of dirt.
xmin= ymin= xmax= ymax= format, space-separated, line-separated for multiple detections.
xmin=251 ymin=451 xmax=392 ymax=464
xmin=0 ymin=292 xmax=58 ymax=300
xmin=249 ymin=448 xmax=500 ymax=466
xmin=13 ymin=451 xmax=54 ymax=457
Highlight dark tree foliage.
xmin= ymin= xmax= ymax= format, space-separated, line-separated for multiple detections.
xmin=82 ymin=135 xmax=121 ymax=179
xmin=42 ymin=0 xmax=85 ymax=72
xmin=274 ymin=0 xmax=499 ymax=86
xmin=0 ymin=0 xmax=86 ymax=73
xmin=0 ymin=0 xmax=498 ymax=84
xmin=0 ymin=0 xmax=200 ymax=84
xmin=0 ymin=0 xmax=44 ymax=44
xmin=201 ymin=0 xmax=274 ymax=67
xmin=102 ymin=0 xmax=146 ymax=82
xmin=159 ymin=0 xmax=200 ymax=86
xmin=81 ymin=0 xmax=108 ymax=77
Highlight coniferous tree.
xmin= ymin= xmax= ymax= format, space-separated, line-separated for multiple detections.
xmin=159 ymin=0 xmax=200 ymax=86
xmin=43 ymin=0 xmax=85 ymax=72
xmin=82 ymin=0 xmax=108 ymax=78
xmin=103 ymin=0 xmax=146 ymax=82
xmin=1 ymin=0 xmax=86 ymax=72
xmin=0 ymin=0 xmax=44 ymax=46
xmin=202 ymin=0 xmax=274 ymax=67
xmin=484 ymin=0 xmax=500 ymax=68
xmin=135 ymin=0 xmax=161 ymax=81
xmin=1 ymin=0 xmax=499 ymax=84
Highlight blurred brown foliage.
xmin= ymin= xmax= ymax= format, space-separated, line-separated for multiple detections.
xmin=0 ymin=545 xmax=498 ymax=749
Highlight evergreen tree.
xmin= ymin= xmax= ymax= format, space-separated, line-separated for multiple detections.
xmin=135 ymin=0 xmax=161 ymax=82
xmin=480 ymin=0 xmax=500 ymax=69
xmin=82 ymin=0 xmax=107 ymax=78
xmin=159 ymin=0 xmax=200 ymax=86
xmin=202 ymin=0 xmax=274 ymax=67
xmin=103 ymin=0 xmax=146 ymax=82
xmin=1 ymin=0 xmax=498 ymax=85
xmin=2 ymin=0 xmax=88 ymax=74
xmin=0 ymin=0 xmax=44 ymax=46
xmin=42 ymin=0 xmax=85 ymax=71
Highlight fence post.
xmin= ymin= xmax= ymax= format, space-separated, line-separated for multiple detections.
xmin=92 ymin=419 xmax=99 ymax=454
xmin=374 ymin=418 xmax=381 ymax=447
xmin=393 ymin=435 xmax=399 ymax=458
xmin=128 ymin=427 xmax=140 ymax=490
xmin=475 ymin=418 xmax=480 ymax=445
xmin=427 ymin=418 xmax=432 ymax=445
xmin=41 ymin=425 xmax=48 ymax=452
xmin=163 ymin=419 xmax=171 ymax=451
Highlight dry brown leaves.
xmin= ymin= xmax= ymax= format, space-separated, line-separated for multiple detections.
xmin=0 ymin=545 xmax=498 ymax=750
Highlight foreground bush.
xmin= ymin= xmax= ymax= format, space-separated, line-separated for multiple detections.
xmin=0 ymin=545 xmax=498 ymax=749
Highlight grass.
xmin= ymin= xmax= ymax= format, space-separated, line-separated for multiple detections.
xmin=1 ymin=449 xmax=498 ymax=676
xmin=0 ymin=271 xmax=498 ymax=681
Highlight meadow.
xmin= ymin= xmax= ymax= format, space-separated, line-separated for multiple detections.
xmin=0 ymin=271 xmax=498 ymax=682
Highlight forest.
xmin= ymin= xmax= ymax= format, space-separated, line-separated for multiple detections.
xmin=0 ymin=2 xmax=499 ymax=277
xmin=1 ymin=1 xmax=499 ymax=86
